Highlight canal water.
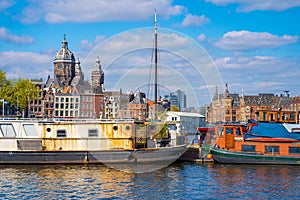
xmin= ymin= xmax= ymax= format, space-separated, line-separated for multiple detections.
xmin=0 ymin=163 xmax=299 ymax=199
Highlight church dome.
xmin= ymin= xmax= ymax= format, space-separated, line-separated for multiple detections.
xmin=54 ymin=34 xmax=75 ymax=63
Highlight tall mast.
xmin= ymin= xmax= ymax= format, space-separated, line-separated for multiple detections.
xmin=154 ymin=10 xmax=158 ymax=119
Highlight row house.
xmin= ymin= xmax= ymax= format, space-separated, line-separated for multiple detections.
xmin=207 ymin=84 xmax=295 ymax=124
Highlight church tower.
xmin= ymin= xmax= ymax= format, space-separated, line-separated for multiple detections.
xmin=91 ymin=57 xmax=104 ymax=94
xmin=53 ymin=34 xmax=76 ymax=88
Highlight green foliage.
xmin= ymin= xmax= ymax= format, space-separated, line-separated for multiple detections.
xmin=157 ymin=123 xmax=168 ymax=138
xmin=170 ymin=105 xmax=181 ymax=112
xmin=0 ymin=69 xmax=41 ymax=110
xmin=0 ymin=70 xmax=7 ymax=86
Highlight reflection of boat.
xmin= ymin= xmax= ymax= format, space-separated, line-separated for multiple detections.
xmin=210 ymin=110 xmax=300 ymax=165
xmin=0 ymin=12 xmax=187 ymax=168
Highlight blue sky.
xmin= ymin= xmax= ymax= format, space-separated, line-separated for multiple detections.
xmin=0 ymin=0 xmax=300 ymax=107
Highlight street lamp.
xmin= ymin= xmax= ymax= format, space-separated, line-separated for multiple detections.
xmin=27 ymin=89 xmax=32 ymax=118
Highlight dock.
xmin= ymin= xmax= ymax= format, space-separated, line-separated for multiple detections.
xmin=179 ymin=144 xmax=214 ymax=163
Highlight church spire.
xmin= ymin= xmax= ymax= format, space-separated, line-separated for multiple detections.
xmin=225 ymin=83 xmax=230 ymax=98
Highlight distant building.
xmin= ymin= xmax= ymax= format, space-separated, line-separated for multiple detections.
xmin=176 ymin=89 xmax=187 ymax=110
xmin=41 ymin=35 xmax=105 ymax=119
xmin=91 ymin=57 xmax=104 ymax=94
xmin=53 ymin=34 xmax=76 ymax=87
xmin=127 ymin=92 xmax=147 ymax=120
xmin=54 ymin=87 xmax=80 ymax=118
xmin=164 ymin=93 xmax=178 ymax=108
xmin=166 ymin=111 xmax=205 ymax=134
xmin=206 ymin=83 xmax=294 ymax=123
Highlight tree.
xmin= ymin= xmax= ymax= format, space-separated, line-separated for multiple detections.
xmin=0 ymin=69 xmax=13 ymax=102
xmin=13 ymin=78 xmax=41 ymax=110
xmin=0 ymin=69 xmax=6 ymax=86
xmin=170 ymin=105 xmax=181 ymax=112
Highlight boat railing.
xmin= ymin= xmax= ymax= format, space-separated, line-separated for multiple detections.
xmin=291 ymin=128 xmax=300 ymax=133
xmin=0 ymin=117 xmax=136 ymax=123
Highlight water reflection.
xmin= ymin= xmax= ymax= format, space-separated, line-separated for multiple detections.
xmin=208 ymin=165 xmax=300 ymax=199
xmin=0 ymin=164 xmax=300 ymax=199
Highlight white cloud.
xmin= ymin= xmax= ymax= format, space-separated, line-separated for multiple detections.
xmin=0 ymin=0 xmax=14 ymax=12
xmin=197 ymin=33 xmax=207 ymax=42
xmin=181 ymin=14 xmax=210 ymax=27
xmin=0 ymin=27 xmax=34 ymax=44
xmin=0 ymin=51 xmax=52 ymax=79
xmin=79 ymin=35 xmax=106 ymax=51
xmin=215 ymin=55 xmax=288 ymax=69
xmin=18 ymin=0 xmax=185 ymax=24
xmin=206 ymin=0 xmax=300 ymax=12
xmin=214 ymin=55 xmax=300 ymax=95
xmin=215 ymin=30 xmax=298 ymax=50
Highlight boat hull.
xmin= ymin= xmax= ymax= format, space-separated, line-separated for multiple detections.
xmin=210 ymin=147 xmax=300 ymax=165
xmin=0 ymin=144 xmax=187 ymax=165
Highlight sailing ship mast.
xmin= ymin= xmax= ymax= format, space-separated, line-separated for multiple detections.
xmin=154 ymin=10 xmax=158 ymax=119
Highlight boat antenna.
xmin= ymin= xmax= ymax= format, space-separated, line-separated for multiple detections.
xmin=154 ymin=9 xmax=158 ymax=119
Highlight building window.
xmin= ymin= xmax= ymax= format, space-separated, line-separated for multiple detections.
xmin=61 ymin=98 xmax=64 ymax=102
xmin=57 ymin=129 xmax=66 ymax=137
xmin=60 ymin=111 xmax=63 ymax=116
xmin=289 ymin=147 xmax=300 ymax=154
xmin=242 ymin=145 xmax=256 ymax=152
xmin=65 ymin=111 xmax=68 ymax=116
xmin=55 ymin=103 xmax=59 ymax=109
xmin=265 ymin=146 xmax=279 ymax=153
xmin=60 ymin=103 xmax=64 ymax=109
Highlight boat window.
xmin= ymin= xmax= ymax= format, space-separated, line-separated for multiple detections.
xmin=57 ymin=129 xmax=66 ymax=137
xmin=23 ymin=124 xmax=38 ymax=137
xmin=289 ymin=147 xmax=300 ymax=154
xmin=270 ymin=113 xmax=275 ymax=121
xmin=265 ymin=146 xmax=279 ymax=153
xmin=235 ymin=128 xmax=241 ymax=136
xmin=218 ymin=127 xmax=223 ymax=136
xmin=262 ymin=112 xmax=267 ymax=121
xmin=242 ymin=145 xmax=256 ymax=152
xmin=290 ymin=113 xmax=295 ymax=121
xmin=226 ymin=128 xmax=233 ymax=134
xmin=0 ymin=124 xmax=16 ymax=137
xmin=88 ymin=129 xmax=98 ymax=137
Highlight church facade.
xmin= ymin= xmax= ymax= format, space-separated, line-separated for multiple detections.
xmin=40 ymin=35 xmax=105 ymax=118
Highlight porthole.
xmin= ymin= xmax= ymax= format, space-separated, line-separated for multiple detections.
xmin=125 ymin=125 xmax=130 ymax=131
xmin=113 ymin=125 xmax=118 ymax=131
xmin=46 ymin=127 xmax=51 ymax=132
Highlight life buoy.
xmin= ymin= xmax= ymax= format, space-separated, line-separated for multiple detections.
xmin=246 ymin=106 xmax=250 ymax=112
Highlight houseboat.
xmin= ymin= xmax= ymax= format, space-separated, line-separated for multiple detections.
xmin=0 ymin=118 xmax=186 ymax=165
xmin=209 ymin=110 xmax=300 ymax=164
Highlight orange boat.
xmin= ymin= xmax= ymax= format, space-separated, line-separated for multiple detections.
xmin=209 ymin=110 xmax=300 ymax=165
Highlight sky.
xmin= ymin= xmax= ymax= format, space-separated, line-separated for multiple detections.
xmin=0 ymin=0 xmax=300 ymax=107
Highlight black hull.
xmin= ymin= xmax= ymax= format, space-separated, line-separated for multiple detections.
xmin=0 ymin=145 xmax=187 ymax=165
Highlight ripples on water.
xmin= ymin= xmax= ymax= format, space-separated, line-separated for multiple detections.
xmin=0 ymin=163 xmax=299 ymax=199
